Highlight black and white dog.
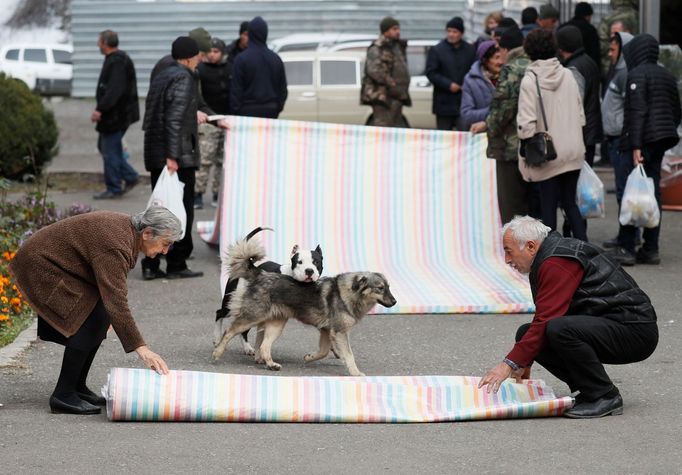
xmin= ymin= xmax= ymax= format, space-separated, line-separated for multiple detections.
xmin=214 ymin=227 xmax=323 ymax=354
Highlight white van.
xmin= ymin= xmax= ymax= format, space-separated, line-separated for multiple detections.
xmin=0 ymin=43 xmax=73 ymax=95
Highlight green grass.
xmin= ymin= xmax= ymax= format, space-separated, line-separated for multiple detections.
xmin=0 ymin=314 xmax=35 ymax=349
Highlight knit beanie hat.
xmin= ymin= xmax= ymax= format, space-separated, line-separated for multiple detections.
xmin=446 ymin=16 xmax=465 ymax=33
xmin=499 ymin=26 xmax=524 ymax=50
xmin=172 ymin=36 xmax=199 ymax=60
xmin=380 ymin=16 xmax=400 ymax=33
xmin=539 ymin=4 xmax=560 ymax=20
xmin=189 ymin=27 xmax=212 ymax=53
xmin=476 ymin=40 xmax=497 ymax=61
xmin=239 ymin=21 xmax=250 ymax=35
xmin=574 ymin=2 xmax=594 ymax=18
xmin=556 ymin=25 xmax=583 ymax=53
xmin=211 ymin=38 xmax=226 ymax=53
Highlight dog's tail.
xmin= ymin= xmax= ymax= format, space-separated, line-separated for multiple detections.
xmin=228 ymin=238 xmax=267 ymax=280
xmin=245 ymin=226 xmax=274 ymax=241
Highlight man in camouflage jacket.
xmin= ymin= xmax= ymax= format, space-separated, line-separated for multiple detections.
xmin=361 ymin=17 xmax=411 ymax=127
xmin=485 ymin=43 xmax=535 ymax=223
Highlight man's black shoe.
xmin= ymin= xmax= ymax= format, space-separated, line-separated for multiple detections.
xmin=49 ymin=395 xmax=101 ymax=415
xmin=636 ymin=248 xmax=661 ymax=265
xmin=123 ymin=177 xmax=140 ymax=194
xmin=93 ymin=190 xmax=121 ymax=200
xmin=166 ymin=268 xmax=204 ymax=279
xmin=563 ymin=394 xmax=623 ymax=419
xmin=606 ymin=246 xmax=635 ymax=266
xmin=77 ymin=387 xmax=106 ymax=406
xmin=143 ymin=268 xmax=167 ymax=280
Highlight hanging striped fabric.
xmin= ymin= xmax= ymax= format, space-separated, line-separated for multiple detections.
xmin=201 ymin=116 xmax=534 ymax=314
xmin=104 ymin=368 xmax=573 ymax=422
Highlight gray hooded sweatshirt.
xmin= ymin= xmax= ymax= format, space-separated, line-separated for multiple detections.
xmin=601 ymin=31 xmax=634 ymax=137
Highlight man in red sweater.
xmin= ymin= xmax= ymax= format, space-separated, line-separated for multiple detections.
xmin=479 ymin=216 xmax=658 ymax=418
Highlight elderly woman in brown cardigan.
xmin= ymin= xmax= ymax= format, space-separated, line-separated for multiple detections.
xmin=9 ymin=206 xmax=182 ymax=415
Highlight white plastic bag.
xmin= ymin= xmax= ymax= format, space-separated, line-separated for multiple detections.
xmin=576 ymin=162 xmax=605 ymax=218
xmin=619 ymin=164 xmax=660 ymax=228
xmin=147 ymin=167 xmax=187 ymax=239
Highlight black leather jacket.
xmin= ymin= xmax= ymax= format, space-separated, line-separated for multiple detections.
xmin=143 ymin=63 xmax=199 ymax=171
xmin=95 ymin=50 xmax=139 ymax=133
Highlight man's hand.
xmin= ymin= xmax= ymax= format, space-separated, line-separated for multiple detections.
xmin=633 ymin=149 xmax=643 ymax=166
xmin=166 ymin=158 xmax=179 ymax=174
xmin=449 ymin=82 xmax=461 ymax=93
xmin=91 ymin=110 xmax=102 ymax=122
xmin=216 ymin=119 xmax=230 ymax=130
xmin=135 ymin=345 xmax=169 ymax=375
xmin=469 ymin=121 xmax=487 ymax=134
xmin=197 ymin=110 xmax=208 ymax=124
xmin=512 ymin=366 xmax=531 ymax=383
xmin=478 ymin=361 xmax=513 ymax=393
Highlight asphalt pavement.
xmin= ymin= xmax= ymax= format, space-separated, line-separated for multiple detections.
xmin=1 ymin=99 xmax=681 ymax=474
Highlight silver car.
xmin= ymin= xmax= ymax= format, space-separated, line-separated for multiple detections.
xmin=279 ymin=49 xmax=435 ymax=129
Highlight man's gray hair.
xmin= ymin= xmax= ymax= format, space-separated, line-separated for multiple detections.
xmin=99 ymin=30 xmax=119 ymax=47
xmin=502 ymin=216 xmax=551 ymax=249
xmin=131 ymin=207 xmax=183 ymax=241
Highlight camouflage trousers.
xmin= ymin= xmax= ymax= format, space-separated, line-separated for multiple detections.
xmin=196 ymin=123 xmax=224 ymax=195
xmin=371 ymin=99 xmax=404 ymax=127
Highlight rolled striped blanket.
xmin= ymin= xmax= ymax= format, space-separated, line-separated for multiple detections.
xmin=104 ymin=368 xmax=573 ymax=422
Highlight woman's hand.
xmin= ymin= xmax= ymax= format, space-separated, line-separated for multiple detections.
xmin=135 ymin=345 xmax=169 ymax=375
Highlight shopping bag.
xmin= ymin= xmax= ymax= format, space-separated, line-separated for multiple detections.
xmin=619 ymin=164 xmax=660 ymax=228
xmin=576 ymin=162 xmax=605 ymax=218
xmin=147 ymin=167 xmax=187 ymax=239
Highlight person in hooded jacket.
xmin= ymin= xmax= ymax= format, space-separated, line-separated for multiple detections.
xmin=516 ymin=29 xmax=587 ymax=241
xmin=230 ymin=16 xmax=288 ymax=118
xmin=599 ymin=31 xmax=635 ymax=258
xmin=226 ymin=21 xmax=249 ymax=66
xmin=460 ymin=40 xmax=505 ymax=132
xmin=611 ymin=34 xmax=682 ymax=266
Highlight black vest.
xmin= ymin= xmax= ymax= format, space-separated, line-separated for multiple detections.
xmin=529 ymin=232 xmax=656 ymax=323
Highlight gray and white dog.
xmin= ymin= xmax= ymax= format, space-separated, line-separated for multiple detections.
xmin=213 ymin=227 xmax=323 ymax=354
xmin=211 ymin=237 xmax=397 ymax=376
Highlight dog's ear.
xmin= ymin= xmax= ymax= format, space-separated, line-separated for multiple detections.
xmin=314 ymin=245 xmax=323 ymax=258
xmin=352 ymin=275 xmax=368 ymax=291
xmin=291 ymin=244 xmax=300 ymax=256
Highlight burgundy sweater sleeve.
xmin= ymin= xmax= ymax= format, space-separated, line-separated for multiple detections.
xmin=505 ymin=257 xmax=584 ymax=367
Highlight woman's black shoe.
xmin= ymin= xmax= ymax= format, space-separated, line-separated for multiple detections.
xmin=49 ymin=395 xmax=101 ymax=415
xmin=77 ymin=387 xmax=106 ymax=406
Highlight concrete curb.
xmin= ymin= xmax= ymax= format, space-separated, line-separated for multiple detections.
xmin=0 ymin=320 xmax=37 ymax=367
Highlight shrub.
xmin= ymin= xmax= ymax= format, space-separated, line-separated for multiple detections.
xmin=0 ymin=73 xmax=59 ymax=180
xmin=0 ymin=191 xmax=93 ymax=347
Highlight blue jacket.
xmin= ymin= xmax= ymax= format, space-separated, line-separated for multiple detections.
xmin=425 ymin=39 xmax=476 ymax=117
xmin=460 ymin=60 xmax=495 ymax=128
xmin=230 ymin=16 xmax=288 ymax=115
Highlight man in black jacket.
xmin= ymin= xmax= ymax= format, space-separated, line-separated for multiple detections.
xmin=611 ymin=34 xmax=681 ymax=266
xmin=91 ymin=30 xmax=140 ymax=199
xmin=230 ymin=17 xmax=287 ymax=118
xmin=480 ymin=216 xmax=658 ymax=418
xmin=141 ymin=36 xmax=205 ymax=280
xmin=195 ymin=38 xmax=231 ymax=209
xmin=563 ymin=2 xmax=601 ymax=68
xmin=556 ymin=25 xmax=603 ymax=166
xmin=425 ymin=17 xmax=476 ymax=131
xmin=226 ymin=21 xmax=249 ymax=66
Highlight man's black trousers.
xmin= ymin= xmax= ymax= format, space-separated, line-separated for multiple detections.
xmin=516 ymin=315 xmax=658 ymax=400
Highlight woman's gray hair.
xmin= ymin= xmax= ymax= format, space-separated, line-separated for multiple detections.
xmin=502 ymin=216 xmax=551 ymax=249
xmin=131 ymin=207 xmax=183 ymax=241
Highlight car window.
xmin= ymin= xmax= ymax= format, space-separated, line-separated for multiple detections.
xmin=278 ymin=43 xmax=319 ymax=53
xmin=406 ymin=46 xmax=431 ymax=77
xmin=5 ymin=49 xmax=19 ymax=60
xmin=320 ymin=60 xmax=357 ymax=86
xmin=24 ymin=48 xmax=47 ymax=63
xmin=53 ymin=49 xmax=72 ymax=65
xmin=284 ymin=60 xmax=313 ymax=86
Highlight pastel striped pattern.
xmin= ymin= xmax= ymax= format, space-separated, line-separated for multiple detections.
xmin=104 ymin=368 xmax=573 ymax=422
xmin=210 ymin=116 xmax=534 ymax=314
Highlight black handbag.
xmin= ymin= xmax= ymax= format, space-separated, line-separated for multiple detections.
xmin=519 ymin=71 xmax=557 ymax=167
